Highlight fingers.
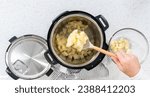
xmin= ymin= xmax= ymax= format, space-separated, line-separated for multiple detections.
xmin=111 ymin=50 xmax=127 ymax=72
xmin=112 ymin=50 xmax=140 ymax=76
xmin=111 ymin=57 xmax=123 ymax=71
xmin=111 ymin=57 xmax=119 ymax=64
xmin=116 ymin=51 xmax=125 ymax=61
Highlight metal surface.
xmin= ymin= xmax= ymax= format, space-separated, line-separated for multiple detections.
xmin=49 ymin=13 xmax=104 ymax=67
xmin=77 ymin=63 xmax=109 ymax=80
xmin=52 ymin=64 xmax=80 ymax=80
xmin=5 ymin=35 xmax=51 ymax=79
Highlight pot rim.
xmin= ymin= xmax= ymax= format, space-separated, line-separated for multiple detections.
xmin=47 ymin=10 xmax=108 ymax=69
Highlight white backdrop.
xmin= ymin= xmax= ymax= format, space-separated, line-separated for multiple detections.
xmin=0 ymin=0 xmax=150 ymax=80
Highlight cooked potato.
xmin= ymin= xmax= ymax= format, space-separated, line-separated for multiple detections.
xmin=66 ymin=29 xmax=88 ymax=51
xmin=55 ymin=20 xmax=95 ymax=64
xmin=110 ymin=38 xmax=130 ymax=53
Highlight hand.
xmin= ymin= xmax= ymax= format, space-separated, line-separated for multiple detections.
xmin=111 ymin=51 xmax=141 ymax=77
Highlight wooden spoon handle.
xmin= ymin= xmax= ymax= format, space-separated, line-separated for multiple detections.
xmin=93 ymin=46 xmax=117 ymax=58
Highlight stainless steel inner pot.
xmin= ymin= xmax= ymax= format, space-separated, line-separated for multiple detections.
xmin=50 ymin=14 xmax=104 ymax=67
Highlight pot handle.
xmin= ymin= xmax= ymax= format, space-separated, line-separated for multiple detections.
xmin=44 ymin=50 xmax=57 ymax=65
xmin=96 ymin=15 xmax=109 ymax=31
xmin=6 ymin=67 xmax=19 ymax=80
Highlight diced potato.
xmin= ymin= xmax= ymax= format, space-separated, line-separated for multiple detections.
xmin=55 ymin=20 xmax=95 ymax=64
xmin=110 ymin=38 xmax=130 ymax=53
xmin=73 ymin=54 xmax=80 ymax=60
xmin=62 ymin=51 xmax=68 ymax=56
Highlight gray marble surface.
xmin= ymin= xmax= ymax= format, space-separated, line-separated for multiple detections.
xmin=0 ymin=0 xmax=150 ymax=80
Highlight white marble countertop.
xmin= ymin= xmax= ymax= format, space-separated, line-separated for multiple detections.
xmin=0 ymin=0 xmax=150 ymax=80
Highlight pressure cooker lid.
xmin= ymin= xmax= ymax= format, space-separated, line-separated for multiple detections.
xmin=5 ymin=35 xmax=51 ymax=79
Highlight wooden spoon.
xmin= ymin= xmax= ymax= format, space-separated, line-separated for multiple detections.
xmin=83 ymin=39 xmax=117 ymax=58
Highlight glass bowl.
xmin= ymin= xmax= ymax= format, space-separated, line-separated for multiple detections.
xmin=109 ymin=28 xmax=149 ymax=64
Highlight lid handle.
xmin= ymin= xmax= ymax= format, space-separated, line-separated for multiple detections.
xmin=46 ymin=68 xmax=53 ymax=76
xmin=9 ymin=36 xmax=17 ymax=43
xmin=6 ymin=67 xmax=19 ymax=80
xmin=44 ymin=50 xmax=57 ymax=65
